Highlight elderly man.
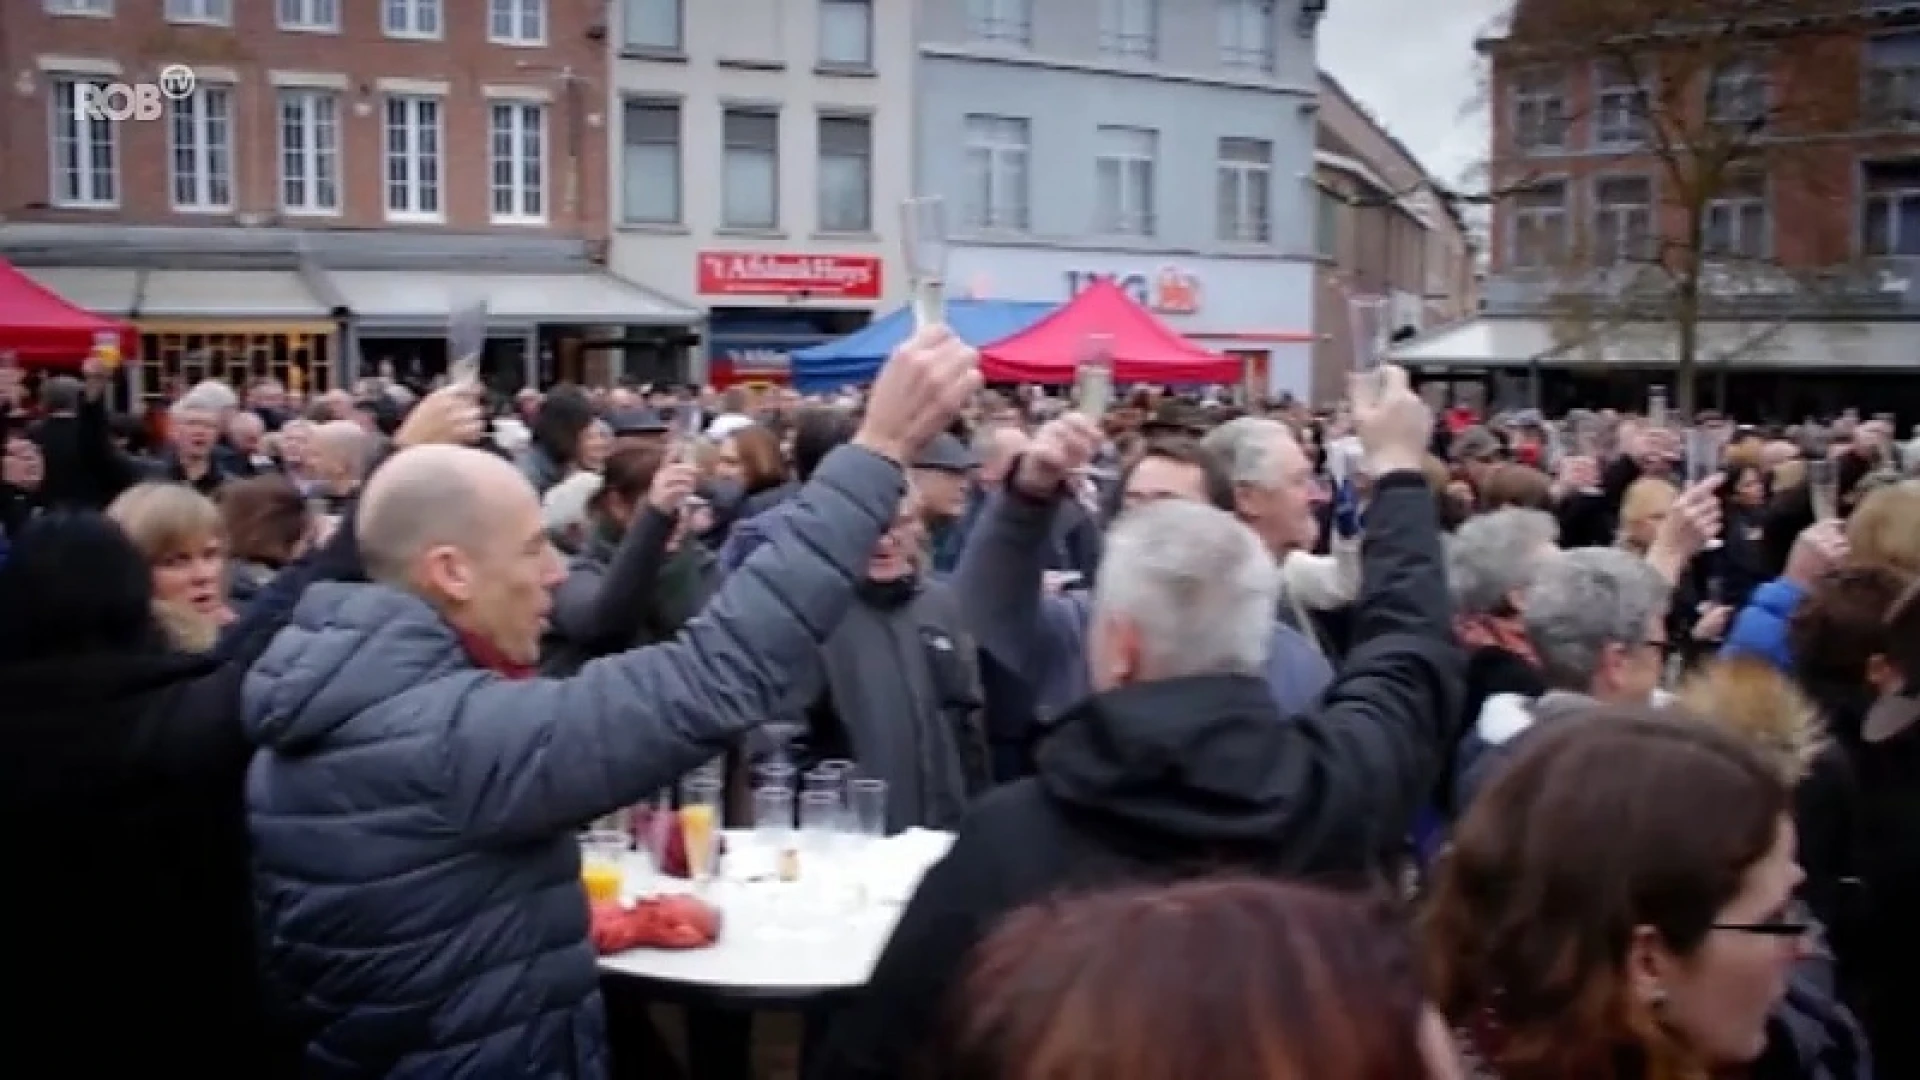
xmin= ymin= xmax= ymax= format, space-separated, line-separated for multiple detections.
xmin=243 ymin=330 xmax=979 ymax=1077
xmin=147 ymin=397 xmax=234 ymax=495
xmin=813 ymin=366 xmax=1463 ymax=1080
xmin=305 ymin=420 xmax=376 ymax=511
xmin=226 ymin=410 xmax=272 ymax=476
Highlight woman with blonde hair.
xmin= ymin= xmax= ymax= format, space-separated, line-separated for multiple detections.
xmin=1617 ymin=475 xmax=1679 ymax=556
xmin=107 ymin=482 xmax=234 ymax=653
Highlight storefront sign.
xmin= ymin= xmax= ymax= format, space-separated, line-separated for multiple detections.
xmin=1064 ymin=266 xmax=1203 ymax=316
xmin=697 ymin=252 xmax=882 ymax=300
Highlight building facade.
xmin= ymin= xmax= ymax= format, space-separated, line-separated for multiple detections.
xmin=1 ymin=0 xmax=691 ymax=398
xmin=606 ymin=0 xmax=911 ymax=386
xmin=1313 ymin=72 xmax=1478 ymax=405
xmin=918 ymin=0 xmax=1325 ymax=400
xmin=1396 ymin=1 xmax=1920 ymax=419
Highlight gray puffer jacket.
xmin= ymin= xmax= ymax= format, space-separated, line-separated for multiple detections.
xmin=242 ymin=445 xmax=905 ymax=1079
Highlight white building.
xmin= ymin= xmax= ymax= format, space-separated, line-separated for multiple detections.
xmin=608 ymin=0 xmax=913 ymax=385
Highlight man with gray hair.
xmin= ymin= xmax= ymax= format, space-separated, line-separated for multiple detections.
xmin=305 ymin=420 xmax=376 ymax=509
xmin=817 ymin=366 xmax=1464 ymax=1080
xmin=148 ymin=396 xmax=236 ymax=495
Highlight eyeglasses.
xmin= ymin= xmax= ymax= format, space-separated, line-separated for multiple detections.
xmin=1713 ymin=899 xmax=1813 ymax=939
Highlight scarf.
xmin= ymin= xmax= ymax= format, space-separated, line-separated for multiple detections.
xmin=856 ymin=574 xmax=918 ymax=610
xmin=458 ymin=629 xmax=538 ymax=680
xmin=1455 ymin=614 xmax=1537 ymax=667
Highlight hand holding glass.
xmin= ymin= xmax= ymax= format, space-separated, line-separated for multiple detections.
xmin=447 ymin=295 xmax=488 ymax=388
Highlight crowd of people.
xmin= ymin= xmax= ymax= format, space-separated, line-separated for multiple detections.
xmin=3 ymin=336 xmax=1918 ymax=1080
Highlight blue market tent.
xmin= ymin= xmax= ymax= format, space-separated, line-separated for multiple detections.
xmin=789 ymin=297 xmax=1057 ymax=391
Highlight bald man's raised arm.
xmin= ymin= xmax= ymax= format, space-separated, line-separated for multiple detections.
xmin=437 ymin=445 xmax=903 ymax=844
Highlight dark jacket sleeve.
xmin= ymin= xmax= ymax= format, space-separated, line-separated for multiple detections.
xmin=952 ymin=486 xmax=1088 ymax=698
xmin=76 ymin=397 xmax=142 ymax=503
xmin=549 ymin=507 xmax=676 ymax=650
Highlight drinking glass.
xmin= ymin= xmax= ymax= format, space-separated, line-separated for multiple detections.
xmin=447 ymin=294 xmax=488 ymax=387
xmin=799 ymin=790 xmax=842 ymax=852
xmin=754 ymin=761 xmax=798 ymax=794
xmin=1648 ymin=385 xmax=1669 ymax=429
xmin=580 ymin=830 xmax=629 ymax=903
xmin=1686 ymin=429 xmax=1724 ymax=551
xmin=849 ymin=778 xmax=888 ymax=840
xmin=1809 ymin=460 xmax=1840 ymax=521
xmin=680 ymin=775 xmax=723 ymax=886
xmin=754 ymin=786 xmax=797 ymax=880
xmin=901 ymin=197 xmax=948 ymax=328
xmin=1076 ymin=334 xmax=1114 ymax=419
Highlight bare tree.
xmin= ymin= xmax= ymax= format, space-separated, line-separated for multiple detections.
xmin=1475 ymin=0 xmax=1877 ymax=415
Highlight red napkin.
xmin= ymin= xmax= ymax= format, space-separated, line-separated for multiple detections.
xmin=636 ymin=808 xmax=729 ymax=879
xmin=590 ymin=895 xmax=722 ymax=953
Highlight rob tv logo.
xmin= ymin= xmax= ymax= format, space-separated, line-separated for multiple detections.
xmin=76 ymin=65 xmax=196 ymax=122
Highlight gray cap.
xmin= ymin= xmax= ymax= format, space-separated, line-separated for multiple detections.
xmin=912 ymin=432 xmax=978 ymax=472
xmin=608 ymin=407 xmax=669 ymax=436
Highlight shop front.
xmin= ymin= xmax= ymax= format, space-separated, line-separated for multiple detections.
xmin=944 ymin=248 xmax=1315 ymax=399
xmin=696 ymin=251 xmax=884 ymax=388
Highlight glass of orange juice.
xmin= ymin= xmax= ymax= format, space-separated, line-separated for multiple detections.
xmin=580 ymin=829 xmax=628 ymax=903
xmin=681 ymin=776 xmax=723 ymax=886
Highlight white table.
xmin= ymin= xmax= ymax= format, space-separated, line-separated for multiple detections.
xmin=598 ymin=829 xmax=952 ymax=1005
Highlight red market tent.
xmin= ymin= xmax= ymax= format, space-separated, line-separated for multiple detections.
xmin=0 ymin=258 xmax=137 ymax=370
xmin=978 ymin=278 xmax=1241 ymax=385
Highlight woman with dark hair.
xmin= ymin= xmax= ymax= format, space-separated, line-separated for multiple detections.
xmin=516 ymin=385 xmax=597 ymax=495
xmin=0 ymin=511 xmax=306 ymax=1076
xmin=934 ymin=878 xmax=1454 ymax=1080
xmin=219 ymin=473 xmax=315 ymax=611
xmin=1425 ymin=712 xmax=1867 ymax=1080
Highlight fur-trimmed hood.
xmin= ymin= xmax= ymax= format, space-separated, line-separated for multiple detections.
xmin=1677 ymin=655 xmax=1827 ymax=783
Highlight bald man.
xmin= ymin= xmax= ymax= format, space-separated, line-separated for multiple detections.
xmin=241 ymin=329 xmax=982 ymax=1077
xmin=305 ymin=419 xmax=375 ymax=503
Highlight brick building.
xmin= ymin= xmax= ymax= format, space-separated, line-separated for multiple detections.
xmin=1393 ymin=1 xmax=1920 ymax=419
xmin=0 ymin=0 xmax=695 ymax=398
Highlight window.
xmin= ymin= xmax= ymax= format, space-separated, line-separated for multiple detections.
xmin=1862 ymin=160 xmax=1920 ymax=256
xmin=1101 ymin=0 xmax=1157 ymax=60
xmin=384 ymin=95 xmax=442 ymax=219
xmin=278 ymin=0 xmax=337 ymax=29
xmin=1591 ymin=175 xmax=1653 ymax=265
xmin=624 ymin=0 xmax=681 ymax=50
xmin=1703 ymin=171 xmax=1769 ymax=259
xmin=1594 ymin=62 xmax=1648 ymax=148
xmin=45 ymin=0 xmax=112 ymax=14
xmin=48 ymin=77 xmax=117 ymax=208
xmin=817 ymin=115 xmax=872 ymax=232
xmin=165 ymin=0 xmax=228 ymax=22
xmin=1216 ymin=137 xmax=1271 ymax=243
xmin=968 ymin=0 xmax=1031 ymax=46
xmin=1510 ymin=180 xmax=1568 ymax=268
xmin=621 ymin=100 xmax=681 ymax=224
xmin=1218 ymin=0 xmax=1275 ymax=74
xmin=384 ymin=0 xmax=441 ymax=38
xmin=490 ymin=102 xmax=546 ymax=223
xmin=963 ymin=114 xmax=1030 ymax=230
xmin=279 ymin=89 xmax=339 ymax=214
xmin=722 ymin=109 xmax=779 ymax=229
xmin=1095 ymin=125 xmax=1157 ymax=236
xmin=1707 ymin=58 xmax=1769 ymax=133
xmin=1511 ymin=70 xmax=1568 ymax=152
xmin=1864 ymin=33 xmax=1920 ymax=129
xmin=170 ymin=85 xmax=233 ymax=211
xmin=1316 ymin=186 xmax=1341 ymax=258
xmin=819 ymin=1 xmax=873 ymax=67
xmin=490 ymin=0 xmax=545 ymax=43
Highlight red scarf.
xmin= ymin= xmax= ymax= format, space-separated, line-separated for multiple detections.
xmin=1455 ymin=614 xmax=1538 ymax=667
xmin=457 ymin=630 xmax=539 ymax=681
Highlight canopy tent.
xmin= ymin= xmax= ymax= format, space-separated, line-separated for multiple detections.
xmin=979 ymin=279 xmax=1240 ymax=385
xmin=0 ymin=259 xmax=137 ymax=370
xmin=789 ymin=297 xmax=1057 ymax=391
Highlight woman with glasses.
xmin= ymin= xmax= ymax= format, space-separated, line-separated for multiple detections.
xmin=1425 ymin=712 xmax=1869 ymax=1080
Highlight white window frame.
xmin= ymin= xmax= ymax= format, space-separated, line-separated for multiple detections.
xmin=1593 ymin=62 xmax=1648 ymax=149
xmin=621 ymin=98 xmax=682 ymax=224
xmin=47 ymin=76 xmax=119 ymax=210
xmin=384 ymin=94 xmax=444 ymax=222
xmin=1100 ymin=0 xmax=1158 ymax=61
xmin=277 ymin=0 xmax=338 ymax=31
xmin=1590 ymin=174 xmax=1654 ymax=266
xmin=1861 ymin=159 xmax=1920 ymax=257
xmin=384 ymin=0 xmax=443 ymax=40
xmin=490 ymin=100 xmax=547 ymax=225
xmin=967 ymin=0 xmax=1032 ymax=47
xmin=721 ymin=108 xmax=780 ymax=230
xmin=623 ymin=0 xmax=682 ymax=51
xmin=1218 ymin=0 xmax=1275 ymax=74
xmin=279 ymin=89 xmax=341 ymax=216
xmin=1095 ymin=125 xmax=1158 ymax=237
xmin=165 ymin=0 xmax=229 ymax=23
xmin=1509 ymin=180 xmax=1568 ymax=269
xmin=45 ymin=0 xmax=112 ymax=16
xmin=170 ymin=84 xmax=234 ymax=213
xmin=818 ymin=0 xmax=874 ymax=69
xmin=1863 ymin=33 xmax=1920 ymax=130
xmin=1702 ymin=172 xmax=1770 ymax=260
xmin=963 ymin=114 xmax=1031 ymax=232
xmin=817 ymin=113 xmax=872 ymax=233
xmin=1708 ymin=57 xmax=1770 ymax=133
xmin=1511 ymin=70 xmax=1569 ymax=152
xmin=489 ymin=0 xmax=546 ymax=45
xmin=1217 ymin=137 xmax=1272 ymax=244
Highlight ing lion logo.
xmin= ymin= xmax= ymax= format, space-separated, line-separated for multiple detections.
xmin=1151 ymin=267 xmax=1200 ymax=314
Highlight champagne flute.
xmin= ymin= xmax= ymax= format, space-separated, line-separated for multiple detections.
xmin=1809 ymin=459 xmax=1840 ymax=521
xmin=1075 ymin=333 xmax=1114 ymax=419
xmin=1686 ymin=428 xmax=1723 ymax=551
xmin=1648 ymin=384 xmax=1669 ymax=429
xmin=901 ymin=197 xmax=948 ymax=329
xmin=447 ymin=294 xmax=488 ymax=388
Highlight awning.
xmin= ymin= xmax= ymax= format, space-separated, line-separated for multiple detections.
xmin=1 ymin=260 xmax=137 ymax=370
xmin=136 ymin=269 xmax=331 ymax=324
xmin=17 ymin=266 xmax=141 ymax=316
xmin=1389 ymin=316 xmax=1920 ymax=370
xmin=331 ymin=269 xmax=698 ymax=333
xmin=790 ymin=298 xmax=1057 ymax=391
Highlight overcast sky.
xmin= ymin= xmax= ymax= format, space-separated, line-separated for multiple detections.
xmin=1317 ymin=0 xmax=1510 ymax=190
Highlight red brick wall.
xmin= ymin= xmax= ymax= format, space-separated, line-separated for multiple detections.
xmin=1 ymin=0 xmax=608 ymax=243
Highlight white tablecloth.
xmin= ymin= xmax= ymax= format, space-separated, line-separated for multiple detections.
xmin=597 ymin=829 xmax=953 ymax=997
